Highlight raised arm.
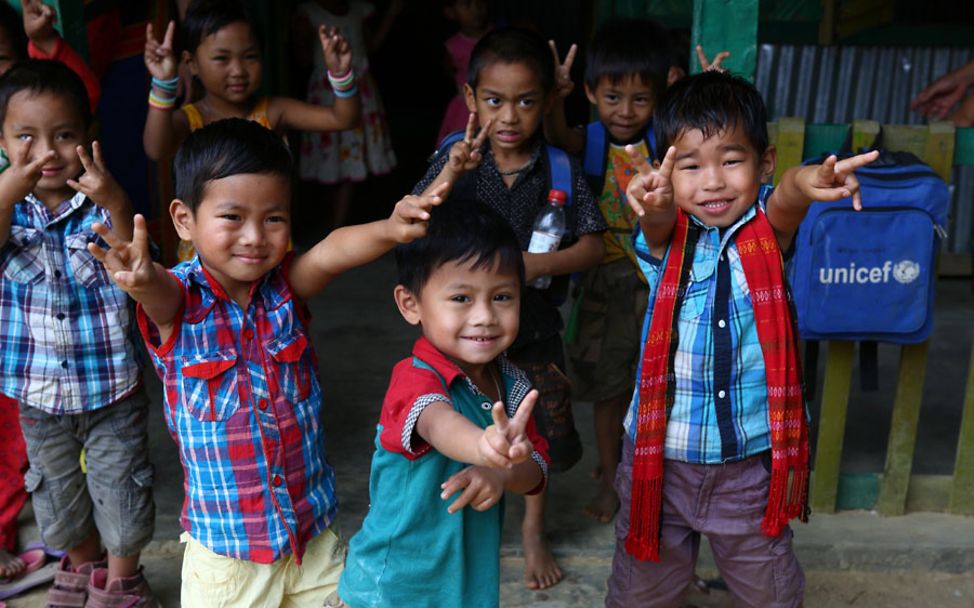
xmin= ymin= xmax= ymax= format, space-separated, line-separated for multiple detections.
xmin=87 ymin=214 xmax=182 ymax=339
xmin=0 ymin=140 xmax=55 ymax=247
xmin=24 ymin=0 xmax=101 ymax=108
xmin=625 ymin=144 xmax=677 ymax=259
xmin=543 ymin=41 xmax=584 ymax=155
xmin=143 ymin=21 xmax=189 ymax=161
xmin=911 ymin=59 xmax=974 ymax=121
xmin=767 ymin=150 xmax=879 ymax=251
xmin=288 ymin=184 xmax=447 ymax=300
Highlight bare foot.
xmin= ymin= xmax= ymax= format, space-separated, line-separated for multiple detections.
xmin=522 ymin=531 xmax=562 ymax=590
xmin=0 ymin=549 xmax=25 ymax=579
xmin=583 ymin=486 xmax=620 ymax=524
xmin=589 ymin=465 xmax=602 ymax=481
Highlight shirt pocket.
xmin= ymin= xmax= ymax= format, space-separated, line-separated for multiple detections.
xmin=2 ymin=226 xmax=45 ymax=285
xmin=679 ymin=259 xmax=714 ymax=320
xmin=180 ymin=350 xmax=240 ymax=422
xmin=66 ymin=231 xmax=111 ymax=288
xmin=266 ymin=331 xmax=312 ymax=405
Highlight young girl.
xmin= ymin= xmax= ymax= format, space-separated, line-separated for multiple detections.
xmin=143 ymin=0 xmax=360 ymax=261
xmin=436 ymin=0 xmax=489 ymax=142
xmin=293 ymin=0 xmax=399 ymax=228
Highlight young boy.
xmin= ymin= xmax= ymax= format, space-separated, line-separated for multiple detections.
xmin=333 ymin=202 xmax=548 ymax=608
xmin=607 ymin=71 xmax=878 ymax=607
xmin=0 ymin=60 xmax=156 ymax=606
xmin=544 ymin=18 xmax=676 ymax=524
xmin=414 ymin=27 xmax=607 ymax=590
xmin=89 ymin=118 xmax=444 ymax=607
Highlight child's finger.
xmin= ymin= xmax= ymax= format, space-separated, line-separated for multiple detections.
xmin=508 ymin=389 xmax=538 ymax=435
xmin=13 ymin=137 xmax=34 ymax=165
xmin=430 ymin=181 xmax=449 ymax=201
xmin=835 ymin=149 xmax=879 ymax=177
xmin=66 ymin=178 xmax=85 ymax=194
xmin=625 ymin=144 xmax=654 ymax=176
xmin=25 ymin=149 xmax=56 ymax=174
xmin=131 ymin=214 xmax=150 ymax=254
xmin=91 ymin=220 xmax=125 ymax=250
xmin=490 ymin=402 xmax=510 ymax=434
xmin=91 ymin=141 xmax=107 ymax=171
xmin=815 ymin=155 xmax=838 ymax=183
xmin=656 ymin=146 xmax=677 ymax=181
xmin=75 ymin=145 xmax=93 ymax=173
xmin=446 ymin=484 xmax=478 ymax=513
xmin=162 ymin=20 xmax=175 ymax=49
xmin=86 ymin=241 xmax=109 ymax=263
xmin=847 ymin=176 xmax=863 ymax=211
xmin=562 ymin=43 xmax=578 ymax=72
xmin=463 ymin=112 xmax=477 ymax=144
xmin=471 ymin=119 xmax=492 ymax=149
xmin=695 ymin=45 xmax=710 ymax=70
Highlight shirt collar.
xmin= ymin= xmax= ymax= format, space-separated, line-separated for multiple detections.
xmin=181 ymin=254 xmax=292 ymax=322
xmin=686 ymin=184 xmax=773 ymax=251
xmin=483 ymin=137 xmax=544 ymax=175
xmin=26 ymin=191 xmax=88 ymax=226
xmin=410 ymin=336 xmax=531 ymax=404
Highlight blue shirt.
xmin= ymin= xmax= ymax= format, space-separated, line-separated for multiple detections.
xmin=624 ymin=186 xmax=774 ymax=464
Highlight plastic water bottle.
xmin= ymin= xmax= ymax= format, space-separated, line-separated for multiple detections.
xmin=526 ymin=189 xmax=567 ymax=289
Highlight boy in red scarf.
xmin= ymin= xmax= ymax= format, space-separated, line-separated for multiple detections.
xmin=605 ymin=71 xmax=877 ymax=607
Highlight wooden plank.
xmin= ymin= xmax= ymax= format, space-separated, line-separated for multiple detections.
xmin=949 ymin=340 xmax=974 ymax=515
xmin=877 ymin=341 xmax=930 ymax=515
xmin=802 ymin=123 xmax=848 ymax=160
xmin=939 ymin=253 xmax=972 ymax=278
xmin=691 ymin=0 xmax=758 ymax=79
xmin=771 ymin=117 xmax=805 ymax=184
xmin=957 ymin=127 xmax=974 ymax=165
xmin=811 ymin=340 xmax=854 ymax=513
xmin=922 ymin=122 xmax=957 ymax=183
xmin=851 ymin=120 xmax=880 ymax=152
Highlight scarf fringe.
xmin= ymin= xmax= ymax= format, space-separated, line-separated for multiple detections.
xmin=624 ymin=477 xmax=663 ymax=562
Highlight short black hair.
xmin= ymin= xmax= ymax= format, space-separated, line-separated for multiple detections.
xmin=173 ymin=118 xmax=291 ymax=212
xmin=0 ymin=3 xmax=27 ymax=63
xmin=653 ymin=70 xmax=769 ymax=161
xmin=467 ymin=27 xmax=554 ymax=94
xmin=396 ymin=199 xmax=525 ymax=295
xmin=183 ymin=0 xmax=260 ymax=55
xmin=0 ymin=59 xmax=91 ymax=128
xmin=584 ymin=18 xmax=672 ymax=101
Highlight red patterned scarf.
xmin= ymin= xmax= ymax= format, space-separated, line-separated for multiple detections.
xmin=626 ymin=207 xmax=809 ymax=561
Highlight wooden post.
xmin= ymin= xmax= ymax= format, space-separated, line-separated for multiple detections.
xmin=771 ymin=117 xmax=806 ymax=185
xmin=811 ymin=341 xmax=854 ymax=513
xmin=949 ymin=341 xmax=974 ymax=515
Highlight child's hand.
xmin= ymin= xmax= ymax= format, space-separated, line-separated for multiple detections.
xmin=22 ymin=0 xmax=57 ymax=48
xmin=0 ymin=139 xmax=55 ymax=206
xmin=67 ymin=142 xmax=128 ymax=211
xmin=626 ymin=144 xmax=676 ymax=218
xmin=478 ymin=389 xmax=539 ymax=469
xmin=794 ymin=150 xmax=880 ymax=210
xmin=87 ymin=214 xmax=154 ymax=291
xmin=447 ymin=113 xmax=492 ymax=175
xmin=548 ymin=41 xmax=578 ymax=100
xmin=144 ymin=21 xmax=178 ymax=80
xmin=440 ymin=466 xmax=505 ymax=514
xmin=318 ymin=24 xmax=352 ymax=76
xmin=386 ymin=182 xmax=448 ymax=243
xmin=696 ymin=45 xmax=730 ymax=73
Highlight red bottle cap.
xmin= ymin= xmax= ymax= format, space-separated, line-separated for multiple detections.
xmin=547 ymin=189 xmax=567 ymax=206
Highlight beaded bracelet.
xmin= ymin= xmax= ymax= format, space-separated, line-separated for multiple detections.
xmin=327 ymin=68 xmax=356 ymax=92
xmin=150 ymin=76 xmax=180 ymax=92
xmin=333 ymin=84 xmax=359 ymax=98
xmin=148 ymin=90 xmax=175 ymax=111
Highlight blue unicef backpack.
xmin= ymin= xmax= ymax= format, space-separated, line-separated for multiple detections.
xmin=789 ymin=149 xmax=949 ymax=345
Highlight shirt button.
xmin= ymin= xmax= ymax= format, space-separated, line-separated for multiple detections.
xmin=258 ymin=398 xmax=268 ymax=410
xmin=60 ymin=360 xmax=68 ymax=369
xmin=718 ymin=390 xmax=726 ymax=399
xmin=56 ymin=313 xmax=65 ymax=320
xmin=272 ymin=475 xmax=282 ymax=487
xmin=481 ymin=401 xmax=492 ymax=410
xmin=54 ymin=270 xmax=62 ymax=279
xmin=718 ymin=319 xmax=726 ymax=328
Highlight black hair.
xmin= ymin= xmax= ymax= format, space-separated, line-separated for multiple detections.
xmin=584 ymin=18 xmax=672 ymax=100
xmin=653 ymin=70 xmax=769 ymax=161
xmin=396 ymin=199 xmax=525 ymax=295
xmin=0 ymin=3 xmax=27 ymax=62
xmin=0 ymin=59 xmax=91 ymax=128
xmin=182 ymin=0 xmax=261 ymax=55
xmin=173 ymin=118 xmax=291 ymax=212
xmin=467 ymin=27 xmax=554 ymax=94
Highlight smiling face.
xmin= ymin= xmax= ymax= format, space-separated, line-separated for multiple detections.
xmin=172 ymin=172 xmax=290 ymax=306
xmin=585 ymin=74 xmax=656 ymax=143
xmin=670 ymin=125 xmax=776 ymax=228
xmin=187 ymin=21 xmax=262 ymax=112
xmin=464 ymin=61 xmax=546 ymax=155
xmin=396 ymin=257 xmax=520 ymax=380
xmin=0 ymin=90 xmax=88 ymax=209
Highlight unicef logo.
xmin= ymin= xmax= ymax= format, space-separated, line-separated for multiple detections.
xmin=893 ymin=260 xmax=920 ymax=284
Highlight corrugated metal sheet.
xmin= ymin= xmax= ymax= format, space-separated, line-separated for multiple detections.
xmin=755 ymin=45 xmax=974 ymax=253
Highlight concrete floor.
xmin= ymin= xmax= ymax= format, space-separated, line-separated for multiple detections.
xmin=6 ymin=254 xmax=974 ymax=607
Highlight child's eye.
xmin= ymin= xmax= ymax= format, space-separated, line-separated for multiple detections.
xmin=55 ymin=132 xmax=76 ymax=141
xmin=17 ymin=134 xmax=31 ymax=141
xmin=517 ymin=98 xmax=534 ymax=108
xmin=213 ymin=55 xmax=228 ymax=63
xmin=483 ymin=97 xmax=501 ymax=107
xmin=604 ymin=94 xmax=619 ymax=103
xmin=266 ymin=215 xmax=287 ymax=224
xmin=245 ymin=52 xmax=260 ymax=61
xmin=450 ymin=294 xmax=471 ymax=303
xmin=724 ymin=158 xmax=743 ymax=166
xmin=494 ymin=293 xmax=514 ymax=302
xmin=634 ymin=96 xmax=650 ymax=105
xmin=219 ymin=214 xmax=242 ymax=221
xmin=679 ymin=163 xmax=699 ymax=171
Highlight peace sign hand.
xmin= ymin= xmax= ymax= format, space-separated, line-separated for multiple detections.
xmin=319 ymin=24 xmax=353 ymax=76
xmin=144 ymin=21 xmax=178 ymax=80
xmin=67 ymin=142 xmax=128 ymax=211
xmin=87 ymin=214 xmax=155 ymax=292
xmin=796 ymin=150 xmax=880 ymax=210
xmin=387 ymin=182 xmax=448 ymax=243
xmin=548 ymin=40 xmax=578 ymax=100
xmin=0 ymin=138 xmax=55 ymax=207
xmin=477 ymin=389 xmax=539 ymax=470
xmin=625 ymin=145 xmax=676 ymax=218
xmin=696 ymin=45 xmax=730 ymax=73
xmin=447 ymin=112 xmax=492 ymax=175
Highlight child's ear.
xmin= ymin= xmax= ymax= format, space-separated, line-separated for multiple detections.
xmin=760 ymin=144 xmax=777 ymax=184
xmin=583 ymin=82 xmax=597 ymax=106
xmin=170 ymin=199 xmax=194 ymax=241
xmin=463 ymin=83 xmax=477 ymax=114
xmin=667 ymin=65 xmax=684 ymax=87
xmin=182 ymin=50 xmax=196 ymax=75
xmin=393 ymin=285 xmax=422 ymax=326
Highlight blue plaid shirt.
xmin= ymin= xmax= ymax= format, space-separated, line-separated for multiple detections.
xmin=624 ymin=186 xmax=775 ymax=464
xmin=0 ymin=192 xmax=141 ymax=414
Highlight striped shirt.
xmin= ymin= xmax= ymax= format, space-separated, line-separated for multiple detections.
xmin=624 ymin=186 xmax=776 ymax=464
xmin=139 ymin=256 xmax=335 ymax=563
xmin=0 ymin=192 xmax=141 ymax=414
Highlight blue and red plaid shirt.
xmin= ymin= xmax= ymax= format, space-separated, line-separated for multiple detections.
xmin=139 ymin=255 xmax=336 ymax=563
xmin=0 ymin=192 xmax=141 ymax=414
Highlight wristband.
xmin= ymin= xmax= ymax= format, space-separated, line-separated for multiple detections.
xmin=148 ymin=91 xmax=175 ymax=110
xmin=333 ymin=84 xmax=358 ymax=98
xmin=150 ymin=76 xmax=180 ymax=92
xmin=327 ymin=68 xmax=356 ymax=92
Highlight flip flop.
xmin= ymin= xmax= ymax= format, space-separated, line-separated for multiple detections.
xmin=0 ymin=548 xmax=45 ymax=584
xmin=24 ymin=541 xmax=66 ymax=560
xmin=0 ymin=560 xmax=56 ymax=600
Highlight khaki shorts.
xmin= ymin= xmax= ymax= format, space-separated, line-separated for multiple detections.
xmin=180 ymin=525 xmax=345 ymax=608
xmin=568 ymin=259 xmax=649 ymax=403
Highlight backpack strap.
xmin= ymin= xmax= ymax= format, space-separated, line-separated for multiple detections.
xmin=545 ymin=144 xmax=573 ymax=207
xmin=583 ymin=121 xmax=606 ymax=178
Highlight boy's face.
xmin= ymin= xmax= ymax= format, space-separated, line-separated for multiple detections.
xmin=171 ymin=173 xmax=290 ymax=304
xmin=0 ymin=90 xmax=88 ymax=205
xmin=396 ymin=258 xmax=520 ymax=377
xmin=585 ymin=74 xmax=655 ymax=143
xmin=187 ymin=21 xmax=261 ymax=108
xmin=464 ymin=61 xmax=546 ymax=154
xmin=670 ymin=125 xmax=775 ymax=228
